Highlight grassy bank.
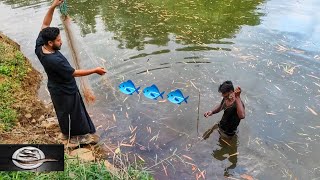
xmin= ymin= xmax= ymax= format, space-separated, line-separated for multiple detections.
xmin=0 ymin=33 xmax=49 ymax=133
xmin=0 ymin=34 xmax=26 ymax=131
xmin=0 ymin=155 xmax=153 ymax=180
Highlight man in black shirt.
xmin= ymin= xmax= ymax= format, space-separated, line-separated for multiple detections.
xmin=203 ymin=81 xmax=245 ymax=139
xmin=35 ymin=0 xmax=106 ymax=143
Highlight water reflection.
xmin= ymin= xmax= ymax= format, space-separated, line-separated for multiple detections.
xmin=2 ymin=0 xmax=265 ymax=50
xmin=0 ymin=0 xmax=46 ymax=9
xmin=67 ymin=0 xmax=101 ymax=35
xmin=212 ymin=135 xmax=238 ymax=177
xmin=98 ymin=0 xmax=265 ymax=49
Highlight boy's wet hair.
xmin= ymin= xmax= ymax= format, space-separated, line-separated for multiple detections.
xmin=218 ymin=81 xmax=234 ymax=94
xmin=41 ymin=27 xmax=60 ymax=45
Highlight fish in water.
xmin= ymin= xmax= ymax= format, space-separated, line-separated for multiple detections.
xmin=119 ymin=80 xmax=140 ymax=95
xmin=167 ymin=89 xmax=189 ymax=105
xmin=143 ymin=84 xmax=165 ymax=100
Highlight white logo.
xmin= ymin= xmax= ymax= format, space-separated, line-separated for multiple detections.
xmin=12 ymin=146 xmax=45 ymax=170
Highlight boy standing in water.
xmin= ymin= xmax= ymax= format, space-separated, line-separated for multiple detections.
xmin=204 ymin=81 xmax=245 ymax=139
xmin=35 ymin=0 xmax=106 ymax=143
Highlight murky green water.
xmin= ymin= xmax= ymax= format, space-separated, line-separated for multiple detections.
xmin=1 ymin=0 xmax=319 ymax=179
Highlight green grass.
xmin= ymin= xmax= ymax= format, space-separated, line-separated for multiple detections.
xmin=0 ymin=38 xmax=30 ymax=132
xmin=0 ymin=155 xmax=154 ymax=180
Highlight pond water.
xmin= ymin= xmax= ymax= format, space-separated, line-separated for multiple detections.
xmin=0 ymin=0 xmax=319 ymax=179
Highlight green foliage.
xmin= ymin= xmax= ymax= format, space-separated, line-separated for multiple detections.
xmin=0 ymin=80 xmax=17 ymax=131
xmin=0 ymin=107 xmax=17 ymax=131
xmin=128 ymin=166 xmax=154 ymax=180
xmin=0 ymin=65 xmax=13 ymax=76
xmin=0 ymin=40 xmax=29 ymax=132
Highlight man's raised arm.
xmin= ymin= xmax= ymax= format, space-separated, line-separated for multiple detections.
xmin=41 ymin=0 xmax=64 ymax=30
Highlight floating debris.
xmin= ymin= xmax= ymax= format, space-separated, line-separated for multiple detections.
xmin=274 ymin=85 xmax=281 ymax=91
xmin=123 ymin=96 xmax=128 ymax=103
xmin=284 ymin=143 xmax=296 ymax=152
xmin=120 ymin=143 xmax=132 ymax=147
xmin=297 ymin=133 xmax=309 ymax=136
xmin=115 ymin=147 xmax=121 ymax=154
xmin=307 ymin=74 xmax=320 ymax=80
xmin=147 ymin=126 xmax=152 ymax=134
xmin=282 ymin=65 xmax=299 ymax=75
xmin=136 ymin=154 xmax=145 ymax=162
xmin=113 ymin=114 xmax=116 ymax=122
xmin=306 ymin=106 xmax=318 ymax=116
xmin=130 ymin=133 xmax=136 ymax=144
xmin=129 ymin=126 xmax=137 ymax=133
xmin=149 ymin=131 xmax=160 ymax=142
xmin=229 ymin=152 xmax=239 ymax=157
xmin=314 ymin=82 xmax=320 ymax=88
xmin=192 ymin=165 xmax=197 ymax=171
xmin=276 ymin=44 xmax=289 ymax=52
xmin=221 ymin=138 xmax=231 ymax=146
xmin=266 ymin=112 xmax=277 ymax=115
xmin=182 ymin=155 xmax=193 ymax=161
xmin=162 ymin=163 xmax=168 ymax=176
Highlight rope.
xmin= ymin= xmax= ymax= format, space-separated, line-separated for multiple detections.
xmin=58 ymin=0 xmax=96 ymax=104
xmin=68 ymin=114 xmax=71 ymax=146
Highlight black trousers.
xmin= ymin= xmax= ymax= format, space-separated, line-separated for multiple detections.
xmin=50 ymin=91 xmax=96 ymax=136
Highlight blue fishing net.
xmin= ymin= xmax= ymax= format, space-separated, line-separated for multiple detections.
xmin=59 ymin=0 xmax=68 ymax=16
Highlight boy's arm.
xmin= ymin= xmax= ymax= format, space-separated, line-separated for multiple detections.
xmin=235 ymin=86 xmax=245 ymax=119
xmin=235 ymin=97 xmax=245 ymax=119
xmin=41 ymin=0 xmax=64 ymax=30
xmin=204 ymin=99 xmax=224 ymax=117
xmin=211 ymin=103 xmax=223 ymax=114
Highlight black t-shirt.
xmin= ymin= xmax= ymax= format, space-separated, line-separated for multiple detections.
xmin=218 ymin=98 xmax=245 ymax=136
xmin=35 ymin=31 xmax=77 ymax=95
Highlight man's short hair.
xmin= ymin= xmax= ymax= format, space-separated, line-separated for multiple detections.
xmin=218 ymin=81 xmax=234 ymax=94
xmin=41 ymin=27 xmax=60 ymax=45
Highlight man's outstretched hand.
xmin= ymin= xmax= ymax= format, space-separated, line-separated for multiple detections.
xmin=95 ymin=67 xmax=107 ymax=75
